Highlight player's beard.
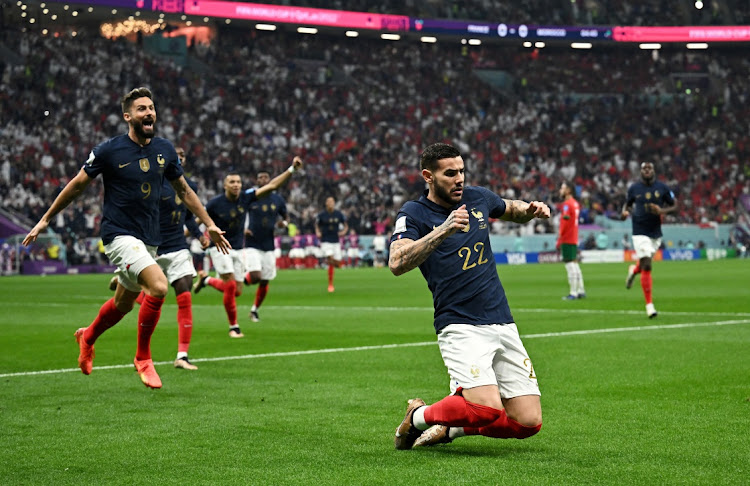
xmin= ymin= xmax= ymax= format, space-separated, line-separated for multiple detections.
xmin=131 ymin=118 xmax=156 ymax=139
xmin=434 ymin=182 xmax=462 ymax=207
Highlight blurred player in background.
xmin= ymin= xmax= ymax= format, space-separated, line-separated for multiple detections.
xmin=389 ymin=142 xmax=547 ymax=450
xmin=621 ymin=161 xmax=677 ymax=318
xmin=23 ymin=87 xmax=230 ymax=388
xmin=193 ymin=157 xmax=303 ymax=336
xmin=557 ymin=180 xmax=586 ymax=300
xmin=346 ymin=229 xmax=360 ymax=267
xmin=315 ymin=196 xmax=348 ymax=292
xmin=288 ymin=232 xmax=305 ymax=269
xmin=242 ymin=168 xmax=290 ymax=323
xmin=109 ymin=146 xmax=208 ymax=370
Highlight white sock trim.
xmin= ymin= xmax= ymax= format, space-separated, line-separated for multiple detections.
xmin=412 ymin=406 xmax=429 ymax=431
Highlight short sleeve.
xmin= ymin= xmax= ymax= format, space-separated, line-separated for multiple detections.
xmin=82 ymin=143 xmax=107 ymax=179
xmin=164 ymin=145 xmax=183 ymax=181
xmin=477 ymin=187 xmax=506 ymax=219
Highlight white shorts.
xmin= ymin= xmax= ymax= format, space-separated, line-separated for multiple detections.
xmin=320 ymin=241 xmax=343 ymax=261
xmin=156 ymin=248 xmax=196 ymax=284
xmin=347 ymin=247 xmax=359 ymax=258
xmin=207 ymin=247 xmax=245 ymax=282
xmin=105 ymin=235 xmax=159 ymax=292
xmin=243 ymin=247 xmax=277 ymax=280
xmin=305 ymin=245 xmax=319 ymax=257
xmin=437 ymin=323 xmax=540 ymax=399
xmin=289 ymin=248 xmax=305 ymax=258
xmin=632 ymin=234 xmax=662 ymax=260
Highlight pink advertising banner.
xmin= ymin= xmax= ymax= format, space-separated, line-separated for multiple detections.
xmin=184 ymin=1 xmax=409 ymax=30
xmin=613 ymin=25 xmax=750 ymax=42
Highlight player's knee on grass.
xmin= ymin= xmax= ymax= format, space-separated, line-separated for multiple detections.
xmin=482 ymin=419 xmax=542 ymax=439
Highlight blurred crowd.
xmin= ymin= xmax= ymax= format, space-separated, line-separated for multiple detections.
xmin=1 ymin=21 xmax=749 ymax=263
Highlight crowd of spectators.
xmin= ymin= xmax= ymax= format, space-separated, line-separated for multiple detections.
xmin=1 ymin=22 xmax=749 ymax=265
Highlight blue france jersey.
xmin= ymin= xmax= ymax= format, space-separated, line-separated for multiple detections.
xmin=390 ymin=187 xmax=513 ymax=333
xmin=157 ymin=177 xmax=202 ymax=254
xmin=316 ymin=210 xmax=346 ymax=243
xmin=206 ymin=189 xmax=259 ymax=249
xmin=245 ymin=192 xmax=287 ymax=252
xmin=83 ymin=134 xmax=183 ymax=246
xmin=626 ymin=181 xmax=675 ymax=238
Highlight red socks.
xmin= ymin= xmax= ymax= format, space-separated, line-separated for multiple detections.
xmin=223 ymin=279 xmax=237 ymax=325
xmin=176 ymin=291 xmax=193 ymax=354
xmin=641 ymin=270 xmax=653 ymax=304
xmin=423 ymin=395 xmax=502 ymax=428
xmin=327 ymin=265 xmax=334 ymax=286
xmin=136 ymin=294 xmax=164 ymax=360
xmin=464 ymin=408 xmax=542 ymax=439
xmin=423 ymin=393 xmax=542 ymax=440
xmin=207 ymin=276 xmax=225 ymax=292
xmin=254 ymin=283 xmax=268 ymax=308
xmin=83 ymin=298 xmax=128 ymax=344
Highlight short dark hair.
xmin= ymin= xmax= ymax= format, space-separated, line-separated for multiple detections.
xmin=561 ymin=180 xmax=574 ymax=195
xmin=420 ymin=143 xmax=461 ymax=171
xmin=121 ymin=87 xmax=153 ymax=114
xmin=256 ymin=168 xmax=271 ymax=177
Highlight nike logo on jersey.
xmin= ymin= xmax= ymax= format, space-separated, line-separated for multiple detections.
xmin=119 ymin=162 xmax=132 ymax=168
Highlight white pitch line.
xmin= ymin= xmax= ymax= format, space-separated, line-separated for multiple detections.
xmin=241 ymin=305 xmax=750 ymax=318
xmin=3 ymin=302 xmax=749 ymax=318
xmin=1 ymin=319 xmax=748 ymax=379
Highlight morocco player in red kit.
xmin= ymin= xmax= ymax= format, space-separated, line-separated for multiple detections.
xmin=556 ymin=181 xmax=586 ymax=299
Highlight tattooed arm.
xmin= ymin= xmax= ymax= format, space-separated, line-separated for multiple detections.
xmin=500 ymin=199 xmax=551 ymax=224
xmin=389 ymin=205 xmax=469 ymax=276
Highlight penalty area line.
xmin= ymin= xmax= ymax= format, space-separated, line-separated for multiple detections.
xmin=1 ymin=319 xmax=748 ymax=379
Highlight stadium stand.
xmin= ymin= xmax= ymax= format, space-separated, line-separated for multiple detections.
xmin=1 ymin=3 xmax=749 ymax=265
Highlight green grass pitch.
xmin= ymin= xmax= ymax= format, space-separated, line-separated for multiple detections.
xmin=1 ymin=259 xmax=748 ymax=485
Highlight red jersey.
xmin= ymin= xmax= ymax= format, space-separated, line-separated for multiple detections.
xmin=557 ymin=196 xmax=580 ymax=245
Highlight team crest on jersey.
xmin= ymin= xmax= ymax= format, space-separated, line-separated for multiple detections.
xmin=175 ymin=195 xmax=182 ymax=205
xmin=262 ymin=204 xmax=268 ymax=212
xmin=470 ymin=365 xmax=480 ymax=379
xmin=139 ymin=158 xmax=150 ymax=172
xmin=157 ymin=154 xmax=166 ymax=168
xmin=470 ymin=208 xmax=487 ymax=230
xmin=654 ymin=190 xmax=660 ymax=198
xmin=645 ymin=192 xmax=652 ymax=200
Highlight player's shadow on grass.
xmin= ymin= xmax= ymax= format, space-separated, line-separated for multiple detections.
xmin=407 ymin=442 xmax=541 ymax=457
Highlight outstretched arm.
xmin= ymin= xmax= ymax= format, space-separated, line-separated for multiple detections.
xmin=255 ymin=156 xmax=303 ymax=199
xmin=171 ymin=176 xmax=231 ymax=254
xmin=500 ymin=199 xmax=551 ymax=224
xmin=389 ymin=204 xmax=469 ymax=276
xmin=23 ymin=168 xmax=92 ymax=245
